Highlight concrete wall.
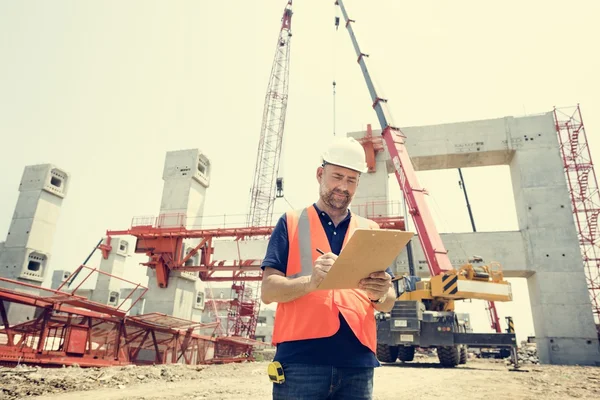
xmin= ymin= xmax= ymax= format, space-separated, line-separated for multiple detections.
xmin=348 ymin=112 xmax=600 ymax=365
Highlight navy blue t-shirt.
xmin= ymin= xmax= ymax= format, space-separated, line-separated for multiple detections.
xmin=261 ymin=204 xmax=395 ymax=368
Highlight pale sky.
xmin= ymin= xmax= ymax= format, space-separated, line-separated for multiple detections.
xmin=1 ymin=0 xmax=599 ymax=342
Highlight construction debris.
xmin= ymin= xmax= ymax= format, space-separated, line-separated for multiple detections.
xmin=508 ymin=343 xmax=540 ymax=366
xmin=0 ymin=362 xmax=211 ymax=399
xmin=2 ymin=359 xmax=600 ymax=400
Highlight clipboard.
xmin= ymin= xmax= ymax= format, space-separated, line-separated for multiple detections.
xmin=317 ymin=229 xmax=414 ymax=290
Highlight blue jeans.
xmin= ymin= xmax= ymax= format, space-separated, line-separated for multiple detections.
xmin=272 ymin=363 xmax=374 ymax=400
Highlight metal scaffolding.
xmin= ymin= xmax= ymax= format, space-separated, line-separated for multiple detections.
xmin=0 ymin=266 xmax=266 ymax=367
xmin=554 ymin=104 xmax=600 ymax=323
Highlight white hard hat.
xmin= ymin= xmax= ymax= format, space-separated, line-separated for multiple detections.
xmin=321 ymin=136 xmax=368 ymax=173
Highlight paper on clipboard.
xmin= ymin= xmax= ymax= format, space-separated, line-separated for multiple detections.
xmin=317 ymin=229 xmax=414 ymax=290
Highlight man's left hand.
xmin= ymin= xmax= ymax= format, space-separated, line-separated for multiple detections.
xmin=359 ymin=271 xmax=392 ymax=300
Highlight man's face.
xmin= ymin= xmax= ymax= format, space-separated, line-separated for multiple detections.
xmin=317 ymin=164 xmax=360 ymax=210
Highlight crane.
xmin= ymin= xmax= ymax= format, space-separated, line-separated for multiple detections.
xmin=228 ymin=0 xmax=294 ymax=344
xmin=458 ymin=168 xmax=503 ymax=334
xmin=334 ymin=0 xmax=518 ymax=367
xmin=247 ymin=0 xmax=293 ymax=229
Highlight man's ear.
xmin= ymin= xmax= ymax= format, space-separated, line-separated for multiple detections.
xmin=316 ymin=166 xmax=324 ymax=183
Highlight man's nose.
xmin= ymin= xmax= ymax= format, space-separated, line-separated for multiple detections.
xmin=338 ymin=180 xmax=349 ymax=192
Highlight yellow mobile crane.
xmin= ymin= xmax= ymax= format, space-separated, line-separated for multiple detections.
xmin=334 ymin=0 xmax=518 ymax=367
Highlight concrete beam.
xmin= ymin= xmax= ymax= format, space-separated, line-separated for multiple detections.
xmin=349 ymin=111 xmax=600 ymax=365
xmin=394 ymin=231 xmax=529 ymax=278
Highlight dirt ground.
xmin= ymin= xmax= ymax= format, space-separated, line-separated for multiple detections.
xmin=1 ymin=356 xmax=599 ymax=400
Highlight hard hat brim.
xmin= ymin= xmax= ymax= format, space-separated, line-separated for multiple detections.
xmin=322 ymin=160 xmax=367 ymax=174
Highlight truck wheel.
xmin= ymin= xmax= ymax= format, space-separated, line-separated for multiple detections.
xmin=459 ymin=345 xmax=468 ymax=364
xmin=437 ymin=346 xmax=460 ymax=367
xmin=376 ymin=344 xmax=399 ymax=363
xmin=397 ymin=346 xmax=415 ymax=362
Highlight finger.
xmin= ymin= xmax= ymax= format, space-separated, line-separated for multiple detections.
xmin=318 ymin=253 xmax=337 ymax=261
xmin=316 ymin=270 xmax=327 ymax=282
xmin=361 ymin=285 xmax=389 ymax=294
xmin=369 ymin=271 xmax=390 ymax=280
xmin=360 ymin=280 xmax=390 ymax=291
xmin=361 ymin=277 xmax=391 ymax=286
xmin=319 ymin=264 xmax=333 ymax=273
xmin=366 ymin=290 xmax=387 ymax=299
xmin=316 ymin=259 xmax=335 ymax=268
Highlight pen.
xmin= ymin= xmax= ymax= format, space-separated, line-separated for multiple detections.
xmin=316 ymin=248 xmax=325 ymax=255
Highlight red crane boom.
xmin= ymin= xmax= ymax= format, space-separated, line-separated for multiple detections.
xmin=335 ymin=0 xmax=452 ymax=277
xmin=336 ymin=0 xmax=508 ymax=334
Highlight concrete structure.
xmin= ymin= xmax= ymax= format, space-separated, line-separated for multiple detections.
xmin=255 ymin=308 xmax=275 ymax=343
xmin=201 ymin=284 xmax=234 ymax=330
xmin=89 ymin=237 xmax=130 ymax=306
xmin=0 ymin=164 xmax=69 ymax=322
xmin=4 ymin=114 xmax=596 ymax=366
xmin=347 ymin=111 xmax=600 ymax=365
xmin=143 ymin=149 xmax=211 ymax=320
xmin=200 ymin=283 xmax=275 ymax=343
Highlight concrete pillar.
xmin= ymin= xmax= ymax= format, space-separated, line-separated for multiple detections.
xmin=90 ymin=237 xmax=129 ymax=307
xmin=0 ymin=164 xmax=69 ymax=323
xmin=347 ymin=111 xmax=600 ymax=365
xmin=50 ymin=269 xmax=72 ymax=290
xmin=507 ymin=116 xmax=599 ymax=365
xmin=351 ymin=157 xmax=391 ymax=219
xmin=142 ymin=149 xmax=210 ymax=321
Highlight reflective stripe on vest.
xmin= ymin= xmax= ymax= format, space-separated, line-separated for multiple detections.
xmin=271 ymin=205 xmax=381 ymax=354
xmin=288 ymin=208 xmax=375 ymax=279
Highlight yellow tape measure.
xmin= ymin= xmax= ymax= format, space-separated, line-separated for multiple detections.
xmin=267 ymin=361 xmax=285 ymax=384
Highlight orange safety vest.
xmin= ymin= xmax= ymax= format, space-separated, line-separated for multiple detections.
xmin=270 ymin=205 xmax=381 ymax=354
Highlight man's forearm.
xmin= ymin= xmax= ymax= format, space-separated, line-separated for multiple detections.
xmin=373 ymin=286 xmax=397 ymax=312
xmin=261 ymin=274 xmax=311 ymax=304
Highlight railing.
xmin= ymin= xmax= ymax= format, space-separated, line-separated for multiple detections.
xmin=130 ymin=212 xmax=277 ymax=231
xmin=57 ymin=264 xmax=148 ymax=313
xmin=128 ymin=201 xmax=404 ymax=232
xmin=352 ymin=200 xmax=404 ymax=219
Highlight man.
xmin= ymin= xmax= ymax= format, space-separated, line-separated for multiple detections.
xmin=260 ymin=136 xmax=397 ymax=400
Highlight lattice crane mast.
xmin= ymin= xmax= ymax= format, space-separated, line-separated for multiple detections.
xmin=247 ymin=0 xmax=293 ymax=229
xmin=228 ymin=0 xmax=294 ymax=343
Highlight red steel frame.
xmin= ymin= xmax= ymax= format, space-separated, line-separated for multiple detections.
xmin=104 ymin=209 xmax=404 ymax=354
xmin=106 ymin=214 xmax=276 ymax=288
xmin=555 ymin=104 xmax=600 ymax=323
xmin=106 ymin=212 xmax=405 ymax=289
xmin=0 ymin=266 xmax=266 ymax=367
xmin=226 ymin=282 xmax=259 ymax=340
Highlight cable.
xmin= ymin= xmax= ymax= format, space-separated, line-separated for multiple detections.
xmin=333 ymin=81 xmax=336 ymax=136
xmin=332 ymin=2 xmax=340 ymax=136
xmin=283 ymin=195 xmax=295 ymax=210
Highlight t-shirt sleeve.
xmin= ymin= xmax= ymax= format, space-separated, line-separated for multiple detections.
xmin=261 ymin=213 xmax=289 ymax=275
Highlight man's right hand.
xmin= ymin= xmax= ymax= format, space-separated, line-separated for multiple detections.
xmin=307 ymin=252 xmax=337 ymax=292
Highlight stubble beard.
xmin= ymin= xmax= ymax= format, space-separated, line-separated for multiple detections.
xmin=320 ymin=184 xmax=351 ymax=211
